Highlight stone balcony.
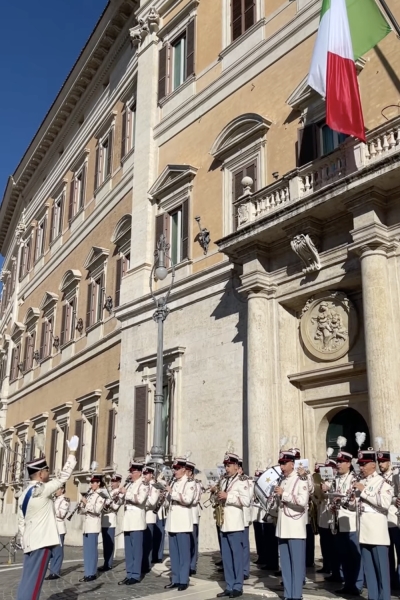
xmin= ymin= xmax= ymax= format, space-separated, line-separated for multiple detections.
xmin=234 ymin=116 xmax=400 ymax=230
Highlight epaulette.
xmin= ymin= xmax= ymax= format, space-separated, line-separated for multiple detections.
xmin=64 ymin=497 xmax=70 ymax=502
xmin=187 ymin=475 xmax=194 ymax=482
xmin=32 ymin=483 xmax=43 ymax=497
xmin=239 ymin=475 xmax=248 ymax=481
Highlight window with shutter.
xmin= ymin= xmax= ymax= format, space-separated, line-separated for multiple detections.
xmin=231 ymin=0 xmax=255 ymax=41
xmin=106 ymin=409 xmax=115 ymax=467
xmin=74 ymin=419 xmax=83 ymax=471
xmin=115 ymin=258 xmax=122 ymax=308
xmin=49 ymin=428 xmax=57 ymax=474
xmin=121 ymin=109 xmax=128 ymax=159
xmin=90 ymin=415 xmax=98 ymax=464
xmin=49 ymin=202 xmax=56 ymax=244
xmin=29 ymin=435 xmax=35 ymax=461
xmin=78 ymin=165 xmax=86 ymax=210
xmin=106 ymin=130 xmax=113 ymax=178
xmin=94 ymin=145 xmax=100 ymax=191
xmin=39 ymin=321 xmax=46 ymax=361
xmin=22 ymin=335 xmax=29 ymax=373
xmin=86 ymin=282 xmax=94 ymax=329
xmin=181 ymin=199 xmax=189 ymax=260
xmin=297 ymin=124 xmax=319 ymax=167
xmin=134 ymin=385 xmax=148 ymax=459
xmin=60 ymin=305 xmax=67 ymax=347
xmin=158 ymin=45 xmax=169 ymax=103
xmin=95 ymin=274 xmax=104 ymax=323
xmin=61 ymin=425 xmax=69 ymax=465
xmin=186 ymin=19 xmax=195 ymax=77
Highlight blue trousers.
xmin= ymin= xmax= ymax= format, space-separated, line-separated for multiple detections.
xmin=389 ymin=526 xmax=400 ymax=587
xmin=243 ymin=526 xmax=250 ymax=576
xmin=143 ymin=524 xmax=155 ymax=572
xmin=361 ymin=544 xmax=391 ymax=600
xmin=221 ymin=530 xmax=244 ymax=592
xmin=101 ymin=526 xmax=115 ymax=569
xmin=279 ymin=538 xmax=306 ymax=600
xmin=337 ymin=530 xmax=363 ymax=590
xmin=153 ymin=517 xmax=165 ymax=562
xmin=264 ymin=523 xmax=279 ymax=570
xmin=17 ymin=547 xmax=51 ymax=600
xmin=49 ymin=534 xmax=65 ymax=576
xmin=190 ymin=523 xmax=199 ymax=571
xmin=169 ymin=532 xmax=191 ymax=585
xmin=83 ymin=533 xmax=99 ymax=577
xmin=124 ymin=530 xmax=143 ymax=581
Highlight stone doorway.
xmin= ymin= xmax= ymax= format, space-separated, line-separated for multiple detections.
xmin=326 ymin=407 xmax=370 ymax=458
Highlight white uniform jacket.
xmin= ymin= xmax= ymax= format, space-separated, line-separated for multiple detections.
xmin=101 ymin=488 xmax=120 ymax=529
xmin=121 ymin=478 xmax=149 ymax=532
xmin=146 ymin=481 xmax=161 ymax=525
xmin=358 ymin=471 xmax=393 ymax=545
xmin=243 ymin=478 xmax=254 ymax=527
xmin=81 ymin=490 xmax=106 ymax=534
xmin=166 ymin=475 xmax=196 ymax=533
xmin=276 ymin=470 xmax=309 ymax=540
xmin=220 ymin=474 xmax=250 ymax=534
xmin=383 ymin=469 xmax=399 ymax=528
xmin=54 ymin=495 xmax=70 ymax=536
xmin=18 ymin=453 xmax=76 ymax=553
xmin=191 ymin=479 xmax=203 ymax=526
xmin=335 ymin=472 xmax=357 ymax=533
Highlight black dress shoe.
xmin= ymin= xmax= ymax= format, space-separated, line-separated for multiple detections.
xmin=126 ymin=578 xmax=140 ymax=585
xmin=335 ymin=587 xmax=360 ymax=596
xmin=178 ymin=585 xmax=189 ymax=591
xmin=79 ymin=575 xmax=96 ymax=582
xmin=215 ymin=560 xmax=223 ymax=566
xmin=217 ymin=567 xmax=224 ymax=572
xmin=216 ymin=591 xmax=230 ymax=597
xmin=45 ymin=574 xmax=60 ymax=580
xmin=98 ymin=565 xmax=112 ymax=572
xmin=229 ymin=592 xmax=242 ymax=598
xmin=274 ymin=570 xmax=282 ymax=576
xmin=165 ymin=583 xmax=179 ymax=589
xmin=244 ymin=575 xmax=249 ymax=580
xmin=118 ymin=578 xmax=128 ymax=585
xmin=190 ymin=569 xmax=196 ymax=575
xmin=325 ymin=575 xmax=343 ymax=583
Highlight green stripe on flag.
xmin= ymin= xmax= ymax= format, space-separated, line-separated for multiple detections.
xmin=346 ymin=0 xmax=391 ymax=60
xmin=320 ymin=0 xmax=331 ymax=20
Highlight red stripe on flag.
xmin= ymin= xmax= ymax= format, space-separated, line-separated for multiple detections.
xmin=326 ymin=51 xmax=366 ymax=142
xmin=32 ymin=548 xmax=50 ymax=600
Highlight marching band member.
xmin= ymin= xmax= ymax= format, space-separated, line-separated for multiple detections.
xmin=314 ymin=462 xmax=333 ymax=575
xmin=79 ymin=474 xmax=106 ymax=582
xmin=45 ymin=486 xmax=70 ymax=580
xmin=275 ymin=450 xmax=309 ymax=600
xmin=186 ymin=460 xmax=201 ymax=575
xmin=378 ymin=450 xmax=400 ymax=589
xmin=330 ymin=450 xmax=363 ymax=595
xmin=117 ymin=461 xmax=149 ymax=585
xmin=290 ymin=446 xmax=315 ymax=569
xmin=355 ymin=448 xmax=393 ymax=600
xmin=142 ymin=465 xmax=160 ymax=574
xmin=16 ymin=435 xmax=78 ymax=600
xmin=216 ymin=452 xmax=250 ymax=599
xmin=154 ymin=489 xmax=167 ymax=563
xmin=164 ymin=457 xmax=196 ymax=591
xmin=99 ymin=473 xmax=122 ymax=572
xmin=238 ymin=458 xmax=252 ymax=580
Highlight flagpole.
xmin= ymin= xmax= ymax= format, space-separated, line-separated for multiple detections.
xmin=376 ymin=0 xmax=400 ymax=37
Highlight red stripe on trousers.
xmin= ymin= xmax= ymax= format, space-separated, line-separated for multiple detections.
xmin=326 ymin=51 xmax=366 ymax=142
xmin=32 ymin=548 xmax=50 ymax=600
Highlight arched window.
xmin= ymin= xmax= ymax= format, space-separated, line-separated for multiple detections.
xmin=326 ymin=408 xmax=370 ymax=458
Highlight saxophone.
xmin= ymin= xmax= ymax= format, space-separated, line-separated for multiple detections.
xmin=212 ymin=475 xmax=227 ymax=527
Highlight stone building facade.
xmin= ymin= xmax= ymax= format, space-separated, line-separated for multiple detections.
xmin=0 ymin=0 xmax=399 ymax=550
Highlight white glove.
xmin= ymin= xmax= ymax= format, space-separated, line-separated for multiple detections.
xmin=67 ymin=435 xmax=79 ymax=451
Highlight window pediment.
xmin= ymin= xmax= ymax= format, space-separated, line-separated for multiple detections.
xmin=59 ymin=269 xmax=82 ymax=292
xmin=210 ymin=114 xmax=272 ymax=161
xmin=11 ymin=322 xmax=25 ymax=341
xmin=39 ymin=292 xmax=59 ymax=312
xmin=111 ymin=215 xmax=132 ymax=245
xmin=23 ymin=307 xmax=40 ymax=327
xmin=84 ymin=247 xmax=109 ymax=272
xmin=149 ymin=165 xmax=198 ymax=202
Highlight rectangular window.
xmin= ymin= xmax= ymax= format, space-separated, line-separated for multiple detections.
xmin=60 ymin=297 xmax=76 ymax=346
xmin=34 ymin=217 xmax=47 ymax=262
xmin=19 ymin=238 xmax=32 ymax=280
xmin=106 ymin=408 xmax=116 ymax=467
xmin=121 ymin=100 xmax=136 ymax=159
xmin=115 ymin=255 xmax=129 ymax=308
xmin=158 ymin=19 xmax=196 ymax=102
xmin=231 ymin=0 xmax=256 ymax=42
xmin=68 ymin=165 xmax=86 ymax=223
xmin=170 ymin=208 xmax=182 ymax=265
xmin=50 ymin=192 xmax=64 ymax=242
xmin=10 ymin=344 xmax=21 ymax=382
xmin=154 ymin=200 xmax=189 ymax=267
xmin=22 ymin=332 xmax=35 ymax=373
xmin=95 ymin=130 xmax=113 ymax=190
xmin=134 ymin=385 xmax=148 ymax=460
xmin=86 ymin=276 xmax=104 ymax=329
xmin=49 ymin=428 xmax=57 ymax=474
xmin=74 ymin=419 xmax=83 ymax=471
xmin=320 ymin=123 xmax=347 ymax=156
xmin=40 ymin=318 xmax=53 ymax=360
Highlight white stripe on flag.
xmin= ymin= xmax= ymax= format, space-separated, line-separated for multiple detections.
xmin=329 ymin=0 xmax=353 ymax=60
xmin=308 ymin=10 xmax=330 ymax=97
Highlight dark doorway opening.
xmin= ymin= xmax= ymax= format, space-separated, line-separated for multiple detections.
xmin=326 ymin=407 xmax=370 ymax=458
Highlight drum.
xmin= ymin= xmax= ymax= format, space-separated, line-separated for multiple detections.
xmin=254 ymin=466 xmax=282 ymax=511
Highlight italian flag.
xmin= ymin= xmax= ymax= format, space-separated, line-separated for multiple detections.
xmin=308 ymin=0 xmax=391 ymax=142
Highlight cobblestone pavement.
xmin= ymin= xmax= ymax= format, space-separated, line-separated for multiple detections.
xmin=0 ymin=539 xmax=399 ymax=600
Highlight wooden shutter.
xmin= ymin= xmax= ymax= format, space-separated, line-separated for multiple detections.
xmin=68 ymin=180 xmax=75 ymax=223
xmin=49 ymin=428 xmax=57 ymax=474
xmin=19 ymin=246 xmax=26 ymax=280
xmin=60 ymin=304 xmax=67 ymax=346
xmin=29 ymin=435 xmax=35 ymax=461
xmin=29 ymin=331 xmax=35 ymax=370
xmin=10 ymin=260 xmax=16 ymax=294
xmin=97 ymin=273 xmax=105 ymax=322
xmin=181 ymin=199 xmax=189 ymax=260
xmin=232 ymin=0 xmax=243 ymax=41
xmin=186 ymin=19 xmax=196 ymax=77
xmin=22 ymin=336 xmax=29 ymax=373
xmin=41 ymin=217 xmax=47 ymax=255
xmin=86 ymin=282 xmax=93 ymax=329
xmin=106 ymin=409 xmax=115 ymax=467
xmin=115 ymin=258 xmax=122 ymax=308
xmin=155 ymin=213 xmax=170 ymax=250
xmin=121 ymin=109 xmax=128 ymax=159
xmin=49 ymin=202 xmax=56 ymax=244
xmin=9 ymin=348 xmax=16 ymax=381
xmin=106 ymin=130 xmax=113 ymax=177
xmin=94 ymin=145 xmax=100 ymax=191
xmin=90 ymin=416 xmax=98 ymax=464
xmin=61 ymin=425 xmax=69 ymax=465
xmin=59 ymin=193 xmax=65 ymax=234
xmin=245 ymin=162 xmax=257 ymax=190
xmin=297 ymin=124 xmax=319 ymax=167
xmin=26 ymin=238 xmax=32 ymax=272
xmin=244 ymin=0 xmax=256 ymax=31
xmin=134 ymin=385 xmax=148 ymax=459
xmin=79 ymin=164 xmax=86 ymax=209
xmin=158 ymin=45 xmax=168 ymax=103
xmin=39 ymin=321 xmax=46 ymax=360
xmin=74 ymin=419 xmax=83 ymax=471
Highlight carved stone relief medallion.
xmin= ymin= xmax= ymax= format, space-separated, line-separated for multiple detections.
xmin=300 ymin=291 xmax=358 ymax=361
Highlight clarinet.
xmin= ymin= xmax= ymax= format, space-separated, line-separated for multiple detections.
xmin=66 ymin=491 xmax=92 ymax=521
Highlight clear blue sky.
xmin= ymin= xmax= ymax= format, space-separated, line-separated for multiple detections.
xmin=0 ymin=0 xmax=108 ymax=199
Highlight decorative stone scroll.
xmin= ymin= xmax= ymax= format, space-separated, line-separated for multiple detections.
xmin=300 ymin=291 xmax=358 ymax=361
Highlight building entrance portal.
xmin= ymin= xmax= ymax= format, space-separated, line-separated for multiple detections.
xmin=326 ymin=408 xmax=370 ymax=458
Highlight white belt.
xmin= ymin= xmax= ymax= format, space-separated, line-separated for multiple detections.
xmin=126 ymin=506 xmax=139 ymax=511
xmin=362 ymin=504 xmax=383 ymax=514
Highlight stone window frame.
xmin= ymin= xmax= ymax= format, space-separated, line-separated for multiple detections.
xmin=21 ymin=307 xmax=40 ymax=374
xmin=94 ymin=112 xmax=117 ymax=194
xmin=111 ymin=216 xmax=131 ymax=308
xmin=10 ymin=322 xmax=25 ymax=382
xmin=84 ymin=247 xmax=110 ymax=331
xmin=75 ymin=390 xmax=101 ymax=474
xmin=49 ymin=181 xmax=67 ymax=245
xmin=38 ymin=292 xmax=59 ymax=362
xmin=68 ymin=150 xmax=90 ymax=226
xmin=1 ymin=427 xmax=15 ymax=486
xmin=121 ymin=90 xmax=137 ymax=163
xmin=221 ymin=0 xmax=264 ymax=50
xmin=13 ymin=421 xmax=30 ymax=484
xmin=30 ymin=412 xmax=49 ymax=461
xmin=59 ymin=270 xmax=82 ymax=348
xmin=50 ymin=403 xmax=72 ymax=475
xmin=19 ymin=224 xmax=35 ymax=281
xmin=33 ymin=204 xmax=50 ymax=265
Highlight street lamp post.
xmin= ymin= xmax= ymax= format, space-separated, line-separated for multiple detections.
xmin=149 ymin=234 xmax=175 ymax=463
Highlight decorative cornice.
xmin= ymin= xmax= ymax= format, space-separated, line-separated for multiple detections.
xmin=149 ymin=165 xmax=198 ymax=202
xmin=238 ymin=271 xmax=277 ymax=298
xmin=288 ymin=362 xmax=366 ymax=390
